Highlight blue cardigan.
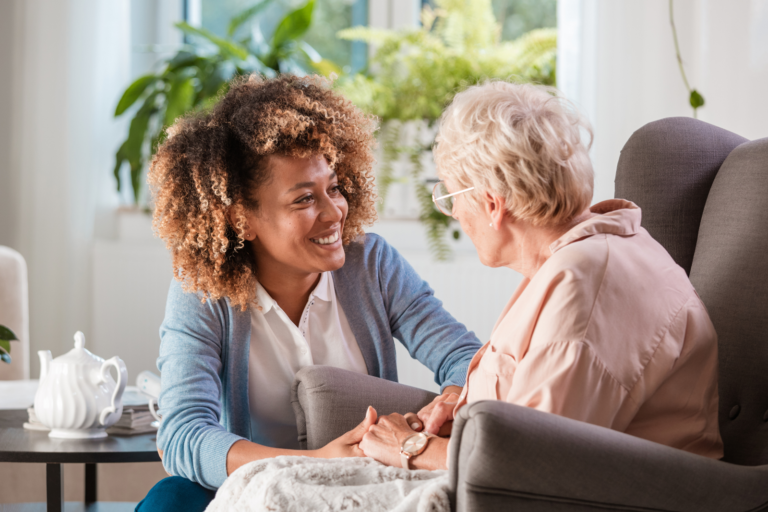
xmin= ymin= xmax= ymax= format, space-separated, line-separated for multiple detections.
xmin=156 ymin=233 xmax=482 ymax=489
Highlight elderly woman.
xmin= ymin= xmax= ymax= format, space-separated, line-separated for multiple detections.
xmin=136 ymin=75 xmax=481 ymax=511
xmin=359 ymin=81 xmax=723 ymax=470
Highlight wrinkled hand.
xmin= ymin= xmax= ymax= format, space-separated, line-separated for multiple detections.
xmin=359 ymin=412 xmax=416 ymax=467
xmin=315 ymin=406 xmax=377 ymax=459
xmin=412 ymin=389 xmax=461 ymax=435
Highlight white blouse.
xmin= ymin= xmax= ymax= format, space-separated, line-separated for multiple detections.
xmin=248 ymin=272 xmax=368 ymax=449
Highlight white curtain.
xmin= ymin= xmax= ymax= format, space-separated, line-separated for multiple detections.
xmin=0 ymin=0 xmax=131 ymax=376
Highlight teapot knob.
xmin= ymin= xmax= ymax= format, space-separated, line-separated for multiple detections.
xmin=74 ymin=331 xmax=85 ymax=350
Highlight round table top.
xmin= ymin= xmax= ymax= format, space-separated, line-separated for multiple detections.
xmin=0 ymin=409 xmax=162 ymax=463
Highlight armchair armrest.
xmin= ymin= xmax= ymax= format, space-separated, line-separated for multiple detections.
xmin=449 ymin=401 xmax=768 ymax=512
xmin=292 ymin=366 xmax=438 ymax=450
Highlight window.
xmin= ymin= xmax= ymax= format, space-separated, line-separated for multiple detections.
xmin=192 ymin=0 xmax=368 ymax=73
xmin=420 ymin=0 xmax=557 ymax=40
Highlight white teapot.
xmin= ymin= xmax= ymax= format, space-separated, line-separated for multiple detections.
xmin=34 ymin=332 xmax=127 ymax=439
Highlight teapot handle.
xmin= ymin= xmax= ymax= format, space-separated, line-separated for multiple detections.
xmin=99 ymin=356 xmax=127 ymax=426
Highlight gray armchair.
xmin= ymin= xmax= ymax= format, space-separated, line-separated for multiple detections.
xmin=292 ymin=118 xmax=768 ymax=511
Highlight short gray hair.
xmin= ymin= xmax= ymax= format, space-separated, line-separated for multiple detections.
xmin=434 ymin=81 xmax=594 ymax=226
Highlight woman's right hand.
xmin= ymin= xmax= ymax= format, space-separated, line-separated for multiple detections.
xmin=416 ymin=392 xmax=460 ymax=435
xmin=313 ymin=406 xmax=378 ymax=459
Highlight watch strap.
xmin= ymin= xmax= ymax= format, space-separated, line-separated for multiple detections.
xmin=400 ymin=450 xmax=411 ymax=470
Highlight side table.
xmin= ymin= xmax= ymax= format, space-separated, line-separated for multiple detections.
xmin=0 ymin=409 xmax=161 ymax=512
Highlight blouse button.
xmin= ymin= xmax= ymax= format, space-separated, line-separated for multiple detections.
xmin=729 ymin=405 xmax=741 ymax=420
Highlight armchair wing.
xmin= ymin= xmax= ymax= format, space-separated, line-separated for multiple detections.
xmin=450 ymin=400 xmax=768 ymax=512
xmin=291 ymin=365 xmax=438 ymax=450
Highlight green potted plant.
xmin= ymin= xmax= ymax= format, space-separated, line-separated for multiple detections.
xmin=113 ymin=0 xmax=339 ymax=207
xmin=336 ymin=0 xmax=557 ymax=259
xmin=0 ymin=325 xmax=18 ymax=364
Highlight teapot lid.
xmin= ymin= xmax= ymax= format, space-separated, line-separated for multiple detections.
xmin=52 ymin=331 xmax=104 ymax=366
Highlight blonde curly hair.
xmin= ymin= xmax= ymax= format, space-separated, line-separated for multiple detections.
xmin=148 ymin=74 xmax=378 ymax=310
xmin=434 ymin=81 xmax=594 ymax=226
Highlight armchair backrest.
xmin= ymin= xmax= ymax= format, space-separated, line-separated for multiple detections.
xmin=615 ymin=117 xmax=747 ymax=275
xmin=615 ymin=118 xmax=768 ymax=465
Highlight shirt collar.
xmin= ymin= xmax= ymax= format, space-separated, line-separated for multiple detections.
xmin=549 ymin=199 xmax=642 ymax=254
xmin=310 ymin=272 xmax=333 ymax=303
xmin=254 ymin=280 xmax=276 ymax=313
xmin=254 ymin=272 xmax=333 ymax=313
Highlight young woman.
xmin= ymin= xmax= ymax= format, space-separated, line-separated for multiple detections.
xmin=136 ymin=75 xmax=481 ymax=511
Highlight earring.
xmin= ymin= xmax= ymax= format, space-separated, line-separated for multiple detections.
xmin=489 ymin=223 xmax=492 ymax=227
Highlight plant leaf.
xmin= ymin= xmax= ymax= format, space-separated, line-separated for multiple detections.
xmin=166 ymin=51 xmax=203 ymax=72
xmin=124 ymin=95 xmax=156 ymax=161
xmin=113 ymin=150 xmax=125 ymax=192
xmin=228 ymin=0 xmax=275 ymax=37
xmin=690 ymin=89 xmax=705 ymax=109
xmin=114 ymin=74 xmax=157 ymax=117
xmin=0 ymin=351 xmax=10 ymax=364
xmin=117 ymin=93 xmax=157 ymax=204
xmin=337 ymin=26 xmax=394 ymax=44
xmin=309 ymin=58 xmax=342 ymax=77
xmin=164 ymin=77 xmax=195 ymax=126
xmin=175 ymin=22 xmax=249 ymax=60
xmin=0 ymin=325 xmax=18 ymax=341
xmin=130 ymin=160 xmax=143 ymax=205
xmin=300 ymin=41 xmax=321 ymax=62
xmin=272 ymin=0 xmax=314 ymax=50
xmin=0 ymin=340 xmax=10 ymax=355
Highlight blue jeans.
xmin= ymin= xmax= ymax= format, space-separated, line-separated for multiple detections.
xmin=135 ymin=476 xmax=216 ymax=512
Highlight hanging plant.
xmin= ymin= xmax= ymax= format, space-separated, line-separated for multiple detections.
xmin=336 ymin=0 xmax=557 ymax=259
xmin=669 ymin=0 xmax=705 ymax=118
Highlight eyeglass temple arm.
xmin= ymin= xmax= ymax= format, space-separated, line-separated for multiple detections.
xmin=433 ymin=186 xmax=475 ymax=201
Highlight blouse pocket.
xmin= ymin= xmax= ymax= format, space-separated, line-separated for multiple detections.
xmin=478 ymin=348 xmax=518 ymax=401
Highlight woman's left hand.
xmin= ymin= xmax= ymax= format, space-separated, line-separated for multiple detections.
xmin=359 ymin=413 xmax=415 ymax=467
xmin=314 ymin=406 xmax=378 ymax=459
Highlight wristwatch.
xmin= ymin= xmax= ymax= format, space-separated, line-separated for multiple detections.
xmin=400 ymin=432 xmax=435 ymax=469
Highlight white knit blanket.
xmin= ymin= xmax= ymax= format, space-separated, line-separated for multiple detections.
xmin=205 ymin=456 xmax=450 ymax=512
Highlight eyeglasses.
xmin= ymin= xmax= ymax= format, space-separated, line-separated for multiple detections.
xmin=432 ymin=181 xmax=475 ymax=216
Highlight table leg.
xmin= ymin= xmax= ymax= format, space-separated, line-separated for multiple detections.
xmin=46 ymin=463 xmax=63 ymax=512
xmin=85 ymin=463 xmax=97 ymax=503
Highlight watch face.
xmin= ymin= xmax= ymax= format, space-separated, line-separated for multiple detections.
xmin=402 ymin=433 xmax=428 ymax=456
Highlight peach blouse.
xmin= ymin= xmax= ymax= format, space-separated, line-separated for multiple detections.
xmin=456 ymin=199 xmax=723 ymax=458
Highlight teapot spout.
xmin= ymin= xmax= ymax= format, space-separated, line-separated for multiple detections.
xmin=38 ymin=350 xmax=52 ymax=381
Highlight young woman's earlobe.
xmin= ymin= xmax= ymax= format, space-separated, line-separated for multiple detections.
xmin=225 ymin=204 xmax=252 ymax=241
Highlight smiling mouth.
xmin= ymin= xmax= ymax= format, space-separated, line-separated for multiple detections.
xmin=310 ymin=231 xmax=340 ymax=245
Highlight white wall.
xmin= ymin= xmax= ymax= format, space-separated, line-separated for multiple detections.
xmin=559 ymin=0 xmax=768 ymax=204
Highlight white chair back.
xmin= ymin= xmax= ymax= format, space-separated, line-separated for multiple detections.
xmin=0 ymin=246 xmax=30 ymax=380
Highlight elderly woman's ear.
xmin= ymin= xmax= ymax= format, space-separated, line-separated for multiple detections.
xmin=482 ymin=191 xmax=508 ymax=230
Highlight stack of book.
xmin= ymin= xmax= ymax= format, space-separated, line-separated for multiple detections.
xmin=106 ymin=402 xmax=157 ymax=435
xmin=23 ymin=386 xmax=159 ymax=436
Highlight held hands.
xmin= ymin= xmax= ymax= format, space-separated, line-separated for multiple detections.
xmin=318 ymin=387 xmax=462 ymax=467
xmin=314 ymin=406 xmax=377 ymax=459
xmin=358 ymin=411 xmax=415 ymax=467
xmin=409 ymin=386 xmax=462 ymax=435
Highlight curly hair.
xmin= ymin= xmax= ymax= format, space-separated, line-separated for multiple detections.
xmin=148 ymin=74 xmax=378 ymax=310
xmin=434 ymin=81 xmax=594 ymax=227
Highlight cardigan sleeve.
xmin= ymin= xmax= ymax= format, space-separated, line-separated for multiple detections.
xmin=155 ymin=279 xmax=245 ymax=490
xmin=375 ymin=235 xmax=483 ymax=391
